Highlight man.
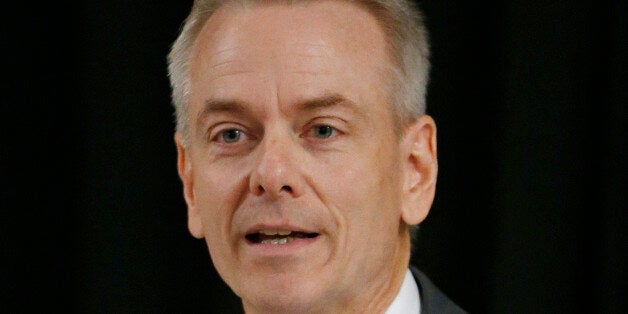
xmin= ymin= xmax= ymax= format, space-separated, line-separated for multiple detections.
xmin=167 ymin=0 xmax=466 ymax=313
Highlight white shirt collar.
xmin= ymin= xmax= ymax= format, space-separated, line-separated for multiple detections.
xmin=385 ymin=268 xmax=421 ymax=314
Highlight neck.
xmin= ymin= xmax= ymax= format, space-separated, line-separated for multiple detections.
xmin=355 ymin=230 xmax=412 ymax=313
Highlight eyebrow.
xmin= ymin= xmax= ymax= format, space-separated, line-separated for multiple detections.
xmin=201 ymin=99 xmax=250 ymax=114
xmin=297 ymin=93 xmax=358 ymax=113
xmin=196 ymin=99 xmax=252 ymax=129
xmin=196 ymin=93 xmax=359 ymax=129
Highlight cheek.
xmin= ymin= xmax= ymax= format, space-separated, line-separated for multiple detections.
xmin=313 ymin=153 xmax=402 ymax=275
xmin=317 ymin=150 xmax=402 ymax=227
xmin=192 ymin=159 xmax=249 ymax=239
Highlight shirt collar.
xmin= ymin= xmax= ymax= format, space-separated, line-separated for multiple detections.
xmin=385 ymin=268 xmax=421 ymax=314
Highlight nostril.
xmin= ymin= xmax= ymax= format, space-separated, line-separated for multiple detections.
xmin=281 ymin=185 xmax=292 ymax=192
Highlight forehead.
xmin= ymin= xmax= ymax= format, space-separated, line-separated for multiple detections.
xmin=188 ymin=0 xmax=392 ymax=116
xmin=195 ymin=1 xmax=388 ymax=56
xmin=193 ymin=0 xmax=390 ymax=73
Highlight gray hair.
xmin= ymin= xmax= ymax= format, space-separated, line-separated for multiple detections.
xmin=167 ymin=0 xmax=430 ymax=145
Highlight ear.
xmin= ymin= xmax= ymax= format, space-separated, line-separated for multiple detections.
xmin=400 ymin=115 xmax=438 ymax=226
xmin=175 ymin=132 xmax=204 ymax=239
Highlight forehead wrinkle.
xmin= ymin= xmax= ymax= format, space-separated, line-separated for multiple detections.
xmin=206 ymin=45 xmax=253 ymax=70
xmin=208 ymin=58 xmax=240 ymax=70
xmin=202 ymin=51 xmax=256 ymax=83
xmin=208 ymin=70 xmax=257 ymax=83
xmin=211 ymin=46 xmax=241 ymax=58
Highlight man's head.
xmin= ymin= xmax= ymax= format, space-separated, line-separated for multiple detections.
xmin=168 ymin=0 xmax=437 ymax=312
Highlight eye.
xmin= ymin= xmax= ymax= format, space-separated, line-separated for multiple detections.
xmin=312 ymin=125 xmax=335 ymax=139
xmin=216 ymin=128 xmax=243 ymax=143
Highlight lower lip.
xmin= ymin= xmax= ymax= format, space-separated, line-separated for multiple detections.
xmin=244 ymin=235 xmax=320 ymax=256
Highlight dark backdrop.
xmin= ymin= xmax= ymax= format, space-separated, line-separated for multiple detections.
xmin=3 ymin=0 xmax=626 ymax=313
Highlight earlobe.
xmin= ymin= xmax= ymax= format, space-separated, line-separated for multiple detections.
xmin=175 ymin=133 xmax=204 ymax=239
xmin=400 ymin=115 xmax=438 ymax=226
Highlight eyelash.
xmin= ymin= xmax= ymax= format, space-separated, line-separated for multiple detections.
xmin=308 ymin=124 xmax=338 ymax=139
xmin=209 ymin=126 xmax=249 ymax=144
xmin=207 ymin=120 xmax=343 ymax=148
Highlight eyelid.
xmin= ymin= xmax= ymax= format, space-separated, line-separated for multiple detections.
xmin=302 ymin=117 xmax=347 ymax=139
xmin=208 ymin=123 xmax=251 ymax=143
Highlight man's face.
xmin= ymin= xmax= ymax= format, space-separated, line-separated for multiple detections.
xmin=177 ymin=1 xmax=431 ymax=312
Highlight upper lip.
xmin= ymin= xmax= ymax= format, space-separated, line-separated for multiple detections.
xmin=244 ymin=223 xmax=319 ymax=236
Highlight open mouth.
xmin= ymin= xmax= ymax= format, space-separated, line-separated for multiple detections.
xmin=246 ymin=229 xmax=319 ymax=245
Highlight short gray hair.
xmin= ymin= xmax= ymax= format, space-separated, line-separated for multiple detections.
xmin=167 ymin=0 xmax=430 ymax=145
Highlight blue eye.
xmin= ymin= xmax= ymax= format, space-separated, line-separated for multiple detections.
xmin=220 ymin=129 xmax=242 ymax=143
xmin=313 ymin=125 xmax=334 ymax=139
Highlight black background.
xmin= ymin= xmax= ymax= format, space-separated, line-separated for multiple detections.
xmin=3 ymin=1 xmax=626 ymax=313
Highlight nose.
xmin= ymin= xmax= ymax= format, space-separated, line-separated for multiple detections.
xmin=249 ymin=134 xmax=303 ymax=199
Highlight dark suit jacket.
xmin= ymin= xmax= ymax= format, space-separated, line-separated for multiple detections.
xmin=410 ymin=266 xmax=468 ymax=314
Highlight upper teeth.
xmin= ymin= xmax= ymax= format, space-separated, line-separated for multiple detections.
xmin=260 ymin=229 xmax=292 ymax=236
xmin=262 ymin=237 xmax=293 ymax=245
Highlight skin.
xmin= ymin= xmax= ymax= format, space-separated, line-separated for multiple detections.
xmin=175 ymin=1 xmax=438 ymax=313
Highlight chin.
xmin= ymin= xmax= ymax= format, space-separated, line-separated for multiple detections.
xmin=238 ymin=272 xmax=331 ymax=313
